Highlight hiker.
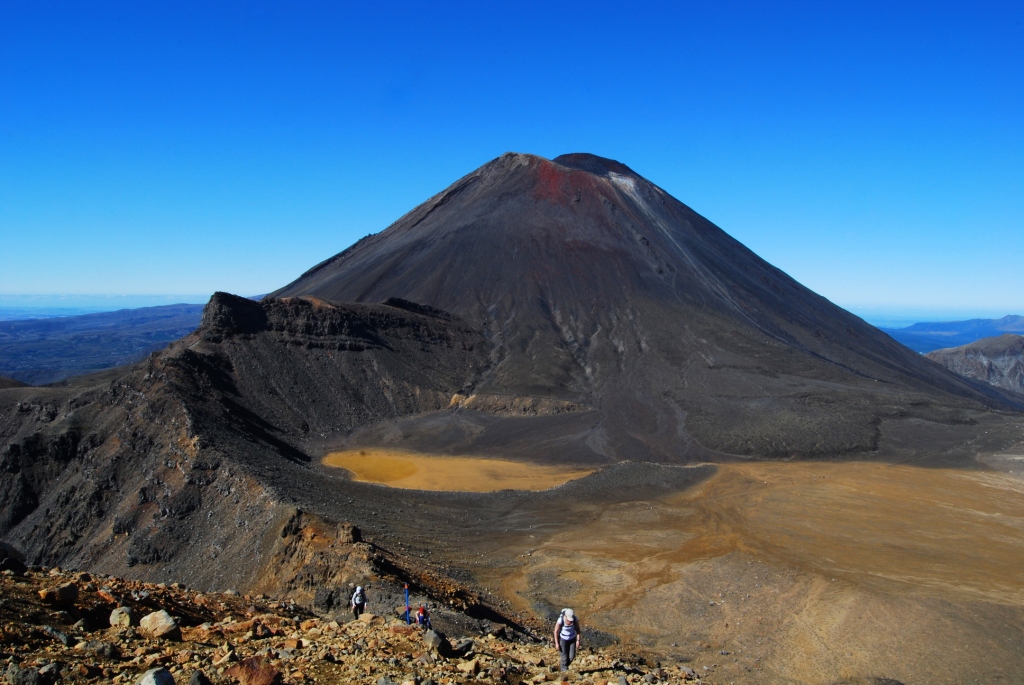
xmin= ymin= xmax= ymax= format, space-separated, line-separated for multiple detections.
xmin=350 ymin=585 xmax=366 ymax=620
xmin=416 ymin=605 xmax=432 ymax=629
xmin=553 ymin=608 xmax=582 ymax=671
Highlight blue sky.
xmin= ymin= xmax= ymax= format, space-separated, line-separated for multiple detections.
xmin=1 ymin=1 xmax=1022 ymax=324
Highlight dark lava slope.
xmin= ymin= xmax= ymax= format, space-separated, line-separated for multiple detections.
xmin=274 ymin=152 xmax=1022 ymax=459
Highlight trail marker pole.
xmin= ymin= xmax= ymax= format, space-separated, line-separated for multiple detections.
xmin=405 ymin=583 xmax=410 ymax=625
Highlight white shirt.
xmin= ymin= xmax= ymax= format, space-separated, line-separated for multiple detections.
xmin=557 ymin=617 xmax=578 ymax=641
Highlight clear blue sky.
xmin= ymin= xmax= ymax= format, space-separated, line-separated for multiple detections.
xmin=2 ymin=1 xmax=1022 ymax=324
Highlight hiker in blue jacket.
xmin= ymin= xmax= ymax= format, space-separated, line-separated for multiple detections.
xmin=552 ymin=608 xmax=582 ymax=671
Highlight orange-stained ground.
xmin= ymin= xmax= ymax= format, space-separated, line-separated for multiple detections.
xmin=322 ymin=445 xmax=1024 ymax=683
xmin=474 ymin=460 xmax=1024 ymax=684
xmin=322 ymin=449 xmax=595 ymax=492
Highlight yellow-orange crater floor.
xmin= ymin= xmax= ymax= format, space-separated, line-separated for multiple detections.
xmin=322 ymin=449 xmax=596 ymax=492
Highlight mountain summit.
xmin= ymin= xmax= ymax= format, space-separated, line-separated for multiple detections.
xmin=273 ymin=152 xmax=1018 ymax=460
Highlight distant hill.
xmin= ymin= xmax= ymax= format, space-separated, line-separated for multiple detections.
xmin=881 ymin=315 xmax=1024 ymax=353
xmin=0 ymin=376 xmax=28 ymax=389
xmin=926 ymin=333 xmax=1024 ymax=396
xmin=0 ymin=304 xmax=204 ymax=385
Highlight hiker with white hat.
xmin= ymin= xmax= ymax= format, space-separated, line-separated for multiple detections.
xmin=350 ymin=585 xmax=367 ymax=620
xmin=553 ymin=608 xmax=582 ymax=671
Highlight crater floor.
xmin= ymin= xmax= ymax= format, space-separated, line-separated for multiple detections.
xmin=323 ymin=449 xmax=596 ymax=492
xmin=471 ymin=460 xmax=1024 ymax=684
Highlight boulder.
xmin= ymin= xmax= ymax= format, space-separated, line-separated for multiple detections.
xmin=135 ymin=668 xmax=175 ymax=685
xmin=3 ymin=663 xmax=43 ymax=685
xmin=139 ymin=610 xmax=181 ymax=640
xmin=224 ymin=657 xmax=282 ymax=685
xmin=456 ymin=658 xmax=480 ymax=675
xmin=188 ymin=671 xmax=212 ymax=685
xmin=57 ymin=582 xmax=78 ymax=601
xmin=0 ymin=555 xmax=26 ymax=575
xmin=41 ymin=625 xmax=71 ymax=647
xmin=357 ymin=612 xmax=382 ymax=625
xmin=97 ymin=587 xmax=121 ymax=603
xmin=452 ymin=638 xmax=474 ymax=656
xmin=72 ymin=664 xmax=101 ymax=679
xmin=0 ymin=542 xmax=25 ymax=562
xmin=38 ymin=582 xmax=78 ymax=605
xmin=83 ymin=640 xmax=121 ymax=658
xmin=37 ymin=663 xmax=60 ymax=681
xmin=110 ymin=606 xmax=135 ymax=628
xmin=422 ymin=629 xmax=447 ymax=653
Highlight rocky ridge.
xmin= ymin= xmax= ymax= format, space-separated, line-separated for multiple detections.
xmin=1 ymin=562 xmax=729 ymax=685
xmin=0 ymin=294 xmax=489 ymax=585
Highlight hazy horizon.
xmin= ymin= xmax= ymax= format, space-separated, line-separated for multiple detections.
xmin=0 ymin=292 xmax=1019 ymax=330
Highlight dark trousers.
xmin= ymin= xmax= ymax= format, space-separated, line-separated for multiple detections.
xmin=352 ymin=603 xmax=365 ymax=620
xmin=559 ymin=637 xmax=577 ymax=671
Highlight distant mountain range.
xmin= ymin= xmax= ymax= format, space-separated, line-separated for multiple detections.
xmin=0 ymin=304 xmax=204 ymax=385
xmin=881 ymin=315 xmax=1024 ymax=353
